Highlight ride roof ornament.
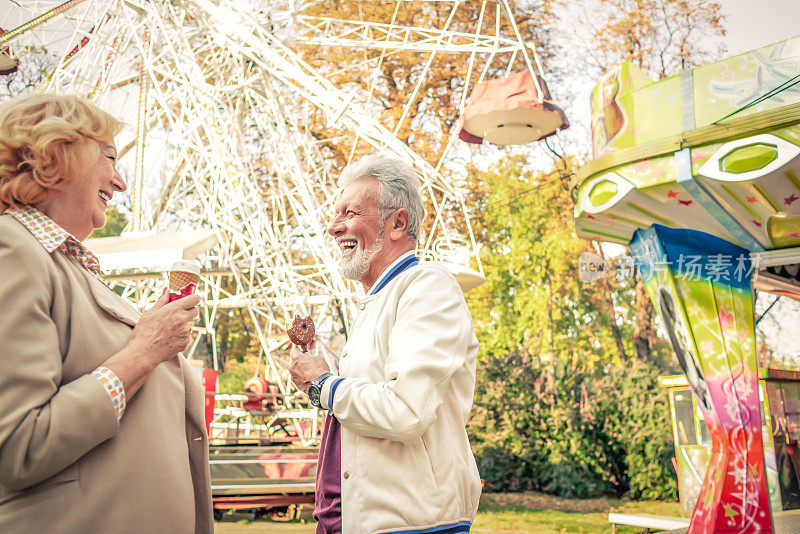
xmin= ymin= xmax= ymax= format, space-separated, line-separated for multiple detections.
xmin=458 ymin=71 xmax=569 ymax=145
xmin=573 ymin=37 xmax=800 ymax=250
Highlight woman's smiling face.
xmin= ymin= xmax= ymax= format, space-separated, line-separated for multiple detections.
xmin=38 ymin=140 xmax=125 ymax=241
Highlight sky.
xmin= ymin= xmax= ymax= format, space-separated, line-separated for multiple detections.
xmin=722 ymin=0 xmax=800 ymax=56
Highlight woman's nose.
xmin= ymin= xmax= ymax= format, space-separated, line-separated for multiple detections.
xmin=112 ymin=169 xmax=126 ymax=192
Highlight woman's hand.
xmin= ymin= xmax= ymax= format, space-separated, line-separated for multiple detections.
xmin=102 ymin=289 xmax=200 ymax=399
xmin=128 ymin=289 xmax=200 ymax=368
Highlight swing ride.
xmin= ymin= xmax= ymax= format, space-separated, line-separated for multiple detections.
xmin=573 ymin=35 xmax=800 ymax=534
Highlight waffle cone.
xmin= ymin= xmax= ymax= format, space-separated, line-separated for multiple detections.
xmin=169 ymin=270 xmax=200 ymax=291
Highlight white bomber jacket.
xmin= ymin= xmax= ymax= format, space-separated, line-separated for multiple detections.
xmin=320 ymin=255 xmax=482 ymax=533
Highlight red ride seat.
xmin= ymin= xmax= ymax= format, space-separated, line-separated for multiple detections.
xmin=243 ymin=376 xmax=282 ymax=411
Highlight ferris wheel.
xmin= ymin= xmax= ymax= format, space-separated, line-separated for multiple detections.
xmin=0 ymin=0 xmax=565 ymax=440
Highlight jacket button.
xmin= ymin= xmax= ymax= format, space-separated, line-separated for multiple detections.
xmin=358 ymin=303 xmax=365 ymax=310
xmin=343 ymin=471 xmax=350 ymax=479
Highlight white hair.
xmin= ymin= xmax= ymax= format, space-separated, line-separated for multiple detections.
xmin=338 ymin=155 xmax=425 ymax=241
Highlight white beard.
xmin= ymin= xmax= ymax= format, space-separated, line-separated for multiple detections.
xmin=339 ymin=230 xmax=384 ymax=281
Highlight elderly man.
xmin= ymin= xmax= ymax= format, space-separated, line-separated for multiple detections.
xmin=289 ymin=155 xmax=481 ymax=533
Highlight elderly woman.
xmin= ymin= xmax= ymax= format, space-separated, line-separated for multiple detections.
xmin=0 ymin=94 xmax=212 ymax=533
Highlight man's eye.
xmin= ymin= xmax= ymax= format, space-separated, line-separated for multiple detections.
xmin=107 ymin=155 xmax=117 ymax=161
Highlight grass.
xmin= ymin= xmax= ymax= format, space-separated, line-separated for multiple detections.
xmin=213 ymin=493 xmax=683 ymax=533
xmin=473 ymin=493 xmax=683 ymax=533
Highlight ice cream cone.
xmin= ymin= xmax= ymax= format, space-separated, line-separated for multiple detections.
xmin=169 ymin=270 xmax=200 ymax=291
xmin=168 ymin=260 xmax=201 ymax=301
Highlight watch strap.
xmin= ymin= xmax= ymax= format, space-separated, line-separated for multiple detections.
xmin=313 ymin=372 xmax=332 ymax=388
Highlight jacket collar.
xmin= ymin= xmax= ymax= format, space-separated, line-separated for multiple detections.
xmin=7 ymin=208 xmax=141 ymax=327
xmin=360 ymin=250 xmax=418 ymax=303
xmin=7 ymin=204 xmax=104 ymax=277
xmin=6 ymin=204 xmax=72 ymax=253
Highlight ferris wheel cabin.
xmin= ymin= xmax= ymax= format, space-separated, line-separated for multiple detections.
xmin=459 ymin=70 xmax=568 ymax=145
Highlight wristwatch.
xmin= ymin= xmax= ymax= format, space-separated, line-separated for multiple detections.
xmin=308 ymin=372 xmax=332 ymax=409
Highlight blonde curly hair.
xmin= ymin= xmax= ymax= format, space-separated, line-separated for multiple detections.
xmin=0 ymin=93 xmax=123 ymax=213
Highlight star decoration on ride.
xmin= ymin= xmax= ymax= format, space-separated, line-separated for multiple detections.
xmin=737 ymin=326 xmax=750 ymax=340
xmin=699 ymin=339 xmax=715 ymax=354
xmin=723 ymin=502 xmax=739 ymax=521
xmin=719 ymin=306 xmax=735 ymax=330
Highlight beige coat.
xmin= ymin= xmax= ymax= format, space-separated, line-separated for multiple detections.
xmin=0 ymin=214 xmax=213 ymax=533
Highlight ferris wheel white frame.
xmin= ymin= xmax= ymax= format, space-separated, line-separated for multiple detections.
xmin=1 ymin=0 xmax=550 ymax=442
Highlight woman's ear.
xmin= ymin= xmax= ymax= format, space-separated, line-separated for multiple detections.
xmin=48 ymin=177 xmax=67 ymax=191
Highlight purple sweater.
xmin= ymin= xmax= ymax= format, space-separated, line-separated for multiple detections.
xmin=314 ymin=414 xmax=342 ymax=533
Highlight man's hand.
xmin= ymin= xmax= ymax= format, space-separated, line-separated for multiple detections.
xmin=289 ymin=341 xmax=330 ymax=395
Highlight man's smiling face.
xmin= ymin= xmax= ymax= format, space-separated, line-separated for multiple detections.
xmin=327 ymin=176 xmax=386 ymax=282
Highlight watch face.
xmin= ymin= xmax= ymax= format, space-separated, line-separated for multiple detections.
xmin=309 ymin=387 xmax=320 ymax=407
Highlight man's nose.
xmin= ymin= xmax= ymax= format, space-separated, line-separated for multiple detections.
xmin=328 ymin=217 xmax=344 ymax=237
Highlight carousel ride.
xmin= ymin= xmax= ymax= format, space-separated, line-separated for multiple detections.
xmin=0 ymin=0 xmax=567 ymax=512
xmin=573 ymin=37 xmax=800 ymax=534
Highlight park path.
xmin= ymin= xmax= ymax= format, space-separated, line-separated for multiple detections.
xmin=214 ymin=522 xmax=314 ymax=533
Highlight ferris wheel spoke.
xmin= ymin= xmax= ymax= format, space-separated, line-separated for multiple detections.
xmin=293 ymin=15 xmax=523 ymax=54
xmin=0 ymin=0 xmax=91 ymax=47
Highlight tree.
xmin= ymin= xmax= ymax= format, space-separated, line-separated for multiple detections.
xmin=589 ymin=362 xmax=678 ymax=499
xmin=565 ymin=0 xmax=727 ymax=361
xmin=463 ymin=155 xmax=677 ymax=497
xmin=579 ymin=0 xmax=726 ymax=80
xmin=89 ymin=205 xmax=128 ymax=238
xmin=298 ymin=1 xmax=559 ymax=167
xmin=464 ymin=155 xmax=638 ymax=371
xmin=0 ymin=46 xmax=59 ymax=99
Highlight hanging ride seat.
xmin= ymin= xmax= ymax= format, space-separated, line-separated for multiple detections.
xmin=0 ymin=49 xmax=17 ymax=75
xmin=459 ymin=70 xmax=568 ymax=145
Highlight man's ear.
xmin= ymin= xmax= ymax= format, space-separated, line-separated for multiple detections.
xmin=390 ymin=208 xmax=410 ymax=239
